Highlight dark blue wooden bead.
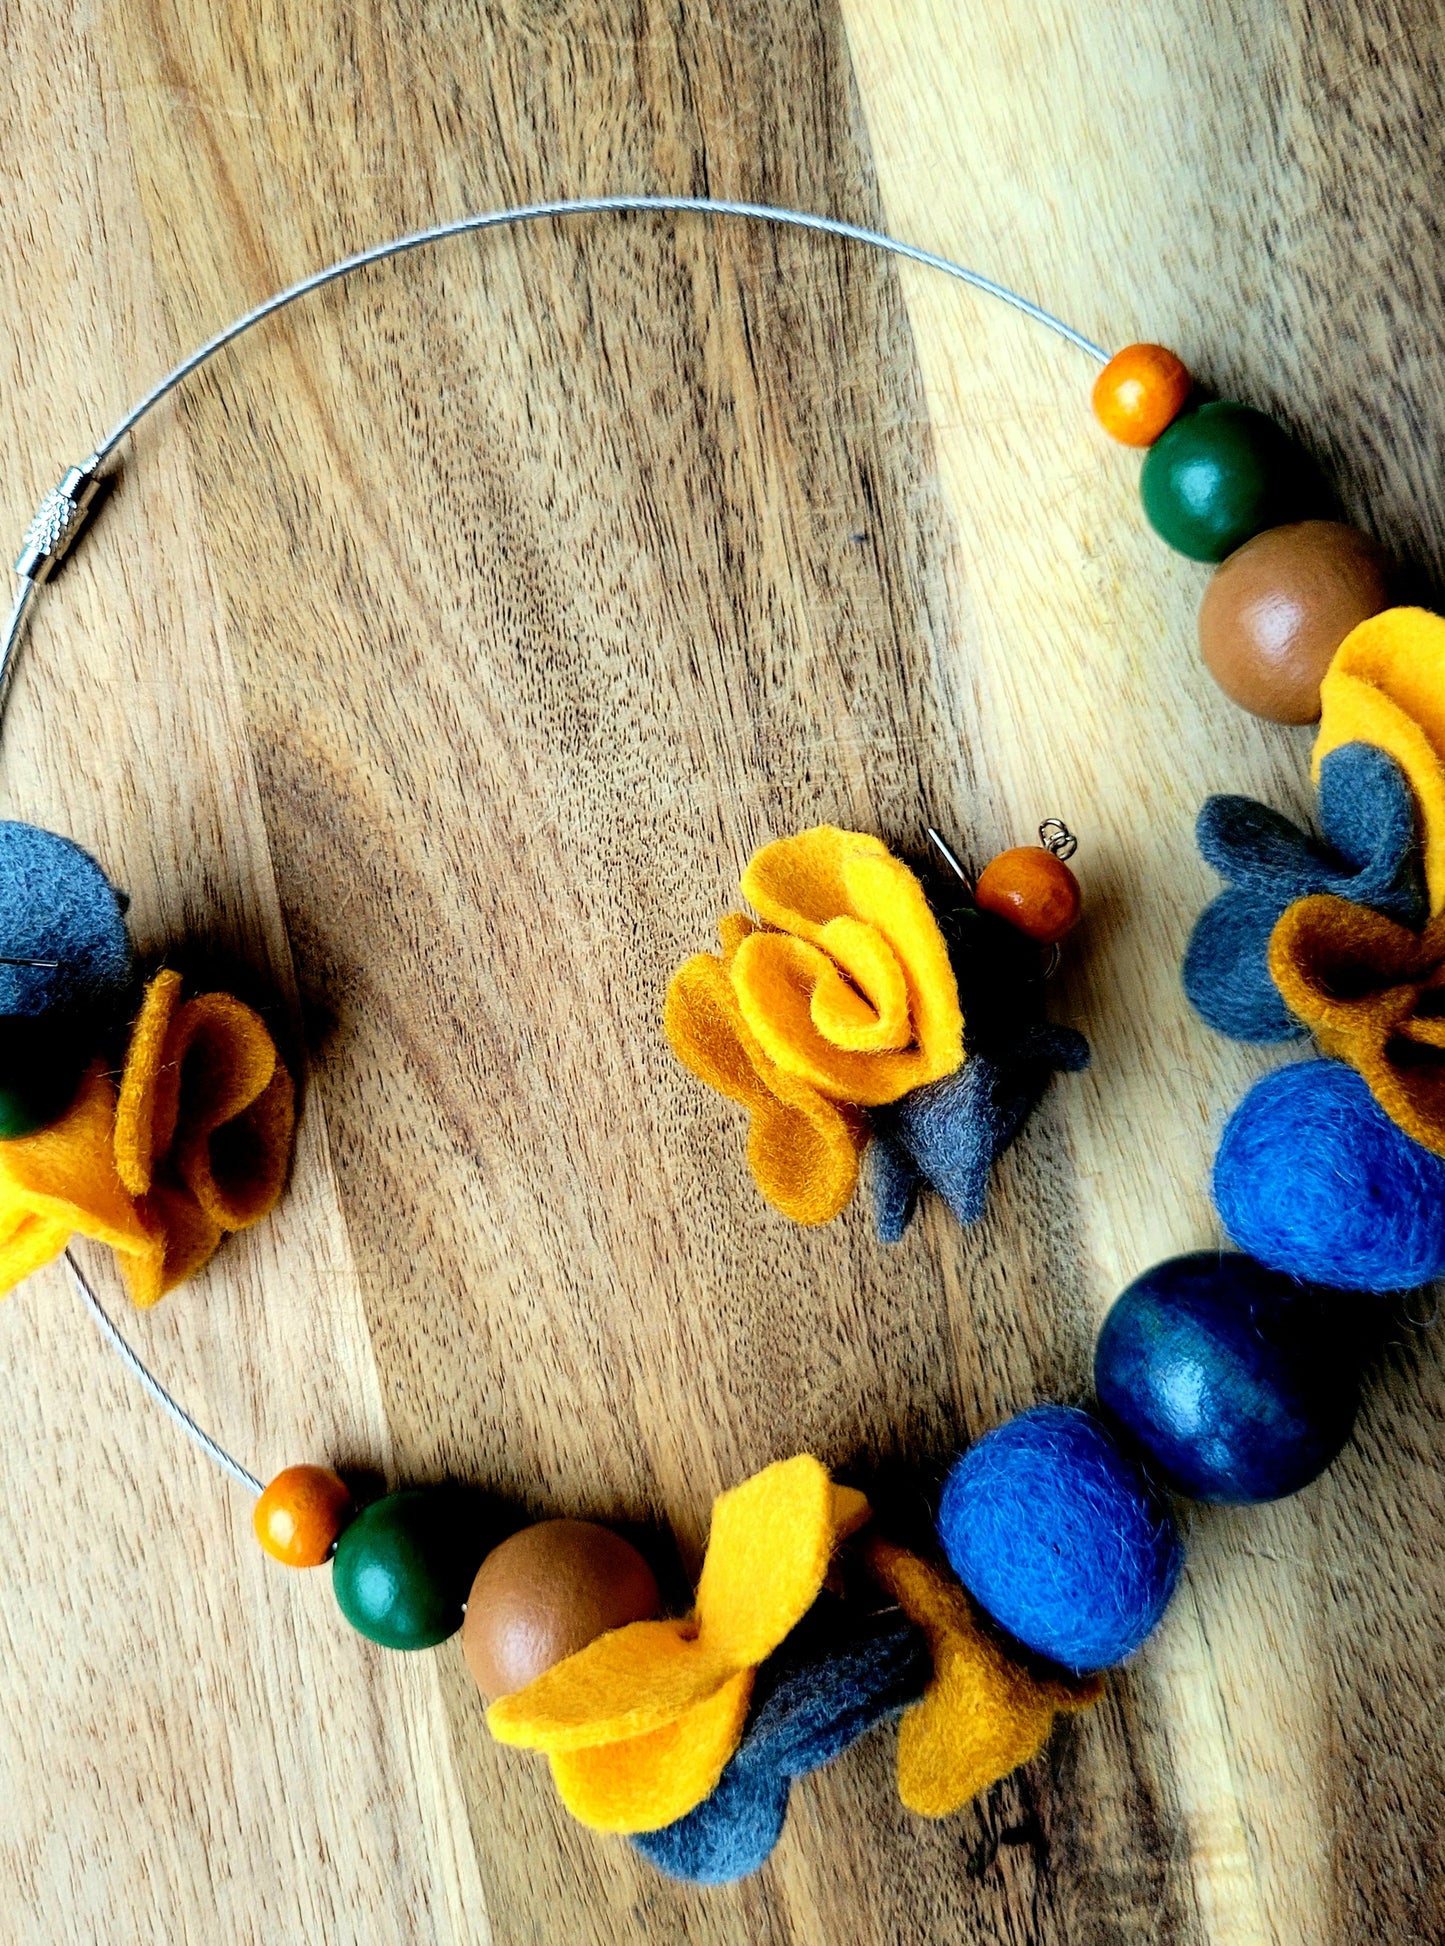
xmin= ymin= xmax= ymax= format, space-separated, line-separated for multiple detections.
xmin=1094 ymin=1252 xmax=1362 ymax=1504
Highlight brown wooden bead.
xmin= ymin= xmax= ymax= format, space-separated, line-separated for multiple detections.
xmin=1198 ymin=520 xmax=1392 ymax=723
xmin=460 ymin=1518 xmax=660 ymax=1701
xmin=974 ymin=847 xmax=1082 ymax=945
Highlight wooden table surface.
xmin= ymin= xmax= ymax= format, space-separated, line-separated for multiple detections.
xmin=2 ymin=2 xmax=1443 ymax=1941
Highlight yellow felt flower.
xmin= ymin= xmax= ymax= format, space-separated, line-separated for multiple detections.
xmin=1314 ymin=607 xmax=1445 ymax=914
xmin=487 ymin=1456 xmax=871 ymax=1834
xmin=0 ymin=971 xmax=296 ymax=1308
xmin=665 ymin=916 xmax=867 ymax=1224
xmin=733 ymin=828 xmax=963 ymax=1105
xmin=866 ymin=1539 xmax=1102 ymax=1818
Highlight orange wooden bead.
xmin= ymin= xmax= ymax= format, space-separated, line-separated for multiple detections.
xmin=974 ymin=847 xmax=1082 ymax=945
xmin=253 ymin=1465 xmax=355 ymax=1568
xmin=1091 ymin=343 xmax=1193 ymax=447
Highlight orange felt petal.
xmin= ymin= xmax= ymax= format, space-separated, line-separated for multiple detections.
xmin=665 ymin=944 xmax=865 ymax=1224
xmin=142 ymin=991 xmax=294 ymax=1232
xmin=1270 ymin=895 xmax=1445 ymax=1157
xmin=868 ymin=1540 xmax=1101 ymax=1818
xmin=547 ymin=1669 xmax=754 ymax=1835
xmin=119 ymin=1181 xmax=226 ymax=1310
xmin=114 ymin=969 xmax=185 ymax=1196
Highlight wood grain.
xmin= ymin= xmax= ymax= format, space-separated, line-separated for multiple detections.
xmin=0 ymin=1 xmax=1442 ymax=1940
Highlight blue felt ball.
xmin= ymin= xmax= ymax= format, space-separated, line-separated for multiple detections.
xmin=0 ymin=821 xmax=131 ymax=1018
xmin=1095 ymin=1252 xmax=1361 ymax=1504
xmin=937 ymin=1405 xmax=1182 ymax=1673
xmin=1214 ymin=1059 xmax=1445 ymax=1293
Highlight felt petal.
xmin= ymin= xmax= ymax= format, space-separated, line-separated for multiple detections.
xmin=1183 ymin=890 xmax=1309 ymax=1043
xmin=732 ymin=930 xmax=950 ymax=1106
xmin=633 ymin=1605 xmax=929 ymax=1883
xmin=1314 ymin=608 xmax=1445 ymax=914
xmin=1270 ymin=895 xmax=1445 ymax=1156
xmin=830 ymin=1484 xmax=872 ymax=1544
xmin=665 ymin=945 xmax=864 ymax=1225
xmin=1317 ymin=743 xmax=1427 ymax=920
xmin=115 ymin=970 xmax=185 ymax=1196
xmin=160 ymin=994 xmax=294 ymax=1231
xmin=0 ymin=1204 xmax=71 ymax=1291
xmin=634 ymin=1757 xmax=791 ymax=1883
xmin=810 ymin=916 xmax=912 ymax=1051
xmin=696 ymin=1455 xmax=840 ymax=1670
xmin=548 ymin=1669 xmax=754 ymax=1834
xmin=120 ymin=1182 xmax=225 ymax=1310
xmin=867 ymin=1540 xmax=1102 ymax=1819
xmin=874 ymin=1026 xmax=1090 ymax=1232
xmin=739 ymin=827 xmax=963 ymax=1093
xmin=0 ymin=1062 xmax=149 ymax=1257
xmin=485 ymin=1619 xmax=726 ymax=1752
xmin=870 ymin=1130 xmax=922 ymax=1242
xmin=181 ymin=1057 xmax=294 ymax=1231
xmin=0 ymin=822 xmax=132 ymax=1019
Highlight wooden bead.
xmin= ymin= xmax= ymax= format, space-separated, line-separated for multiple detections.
xmin=974 ymin=847 xmax=1081 ymax=945
xmin=1095 ymin=1252 xmax=1362 ymax=1503
xmin=1091 ymin=343 xmax=1192 ymax=446
xmin=461 ymin=1518 xmax=660 ymax=1701
xmin=253 ymin=1465 xmax=354 ymax=1567
xmin=332 ymin=1486 xmax=501 ymax=1650
xmin=1198 ymin=520 xmax=1392 ymax=722
xmin=1140 ymin=402 xmax=1323 ymax=562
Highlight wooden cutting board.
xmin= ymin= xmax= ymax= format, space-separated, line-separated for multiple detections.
xmin=0 ymin=1 xmax=1440 ymax=1940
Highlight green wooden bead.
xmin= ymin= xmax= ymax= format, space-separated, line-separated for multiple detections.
xmin=332 ymin=1487 xmax=500 ymax=1651
xmin=1139 ymin=402 xmax=1323 ymax=563
xmin=0 ymin=1014 xmax=91 ymax=1139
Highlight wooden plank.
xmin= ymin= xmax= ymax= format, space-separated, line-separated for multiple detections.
xmin=0 ymin=0 xmax=1441 ymax=1940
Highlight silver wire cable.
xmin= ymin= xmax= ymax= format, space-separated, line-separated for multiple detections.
xmin=87 ymin=195 xmax=1107 ymax=464
xmin=64 ymin=1249 xmax=264 ymax=1496
xmin=9 ymin=195 xmax=1108 ymax=1494
xmin=0 ymin=579 xmax=36 ymax=713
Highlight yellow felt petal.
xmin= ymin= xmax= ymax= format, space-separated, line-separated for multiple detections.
xmin=811 ymin=916 xmax=912 ymax=1051
xmin=739 ymin=826 xmax=963 ymax=1090
xmin=485 ymin=1618 xmax=728 ymax=1753
xmin=1314 ymin=607 xmax=1445 ymax=913
xmin=731 ymin=931 xmax=944 ymax=1106
xmin=547 ymin=1669 xmax=754 ymax=1834
xmin=716 ymin=911 xmax=756 ymax=957
xmin=0 ymin=1203 xmax=71 ymax=1294
xmin=0 ymin=1063 xmax=149 ymax=1256
xmin=695 ymin=1454 xmax=837 ymax=1669
xmin=114 ymin=969 xmax=185 ymax=1196
xmin=868 ymin=1540 xmax=1102 ymax=1818
xmin=664 ymin=948 xmax=864 ymax=1224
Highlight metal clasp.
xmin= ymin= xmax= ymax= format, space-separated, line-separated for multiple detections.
xmin=14 ymin=461 xmax=107 ymax=583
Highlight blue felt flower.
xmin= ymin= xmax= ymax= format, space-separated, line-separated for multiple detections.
xmin=0 ymin=821 xmax=131 ymax=1018
xmin=632 ymin=1600 xmax=929 ymax=1885
xmin=1183 ymin=742 xmax=1425 ymax=1043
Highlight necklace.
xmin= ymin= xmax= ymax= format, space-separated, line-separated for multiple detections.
xmin=2 ymin=195 xmax=1439 ymax=1886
